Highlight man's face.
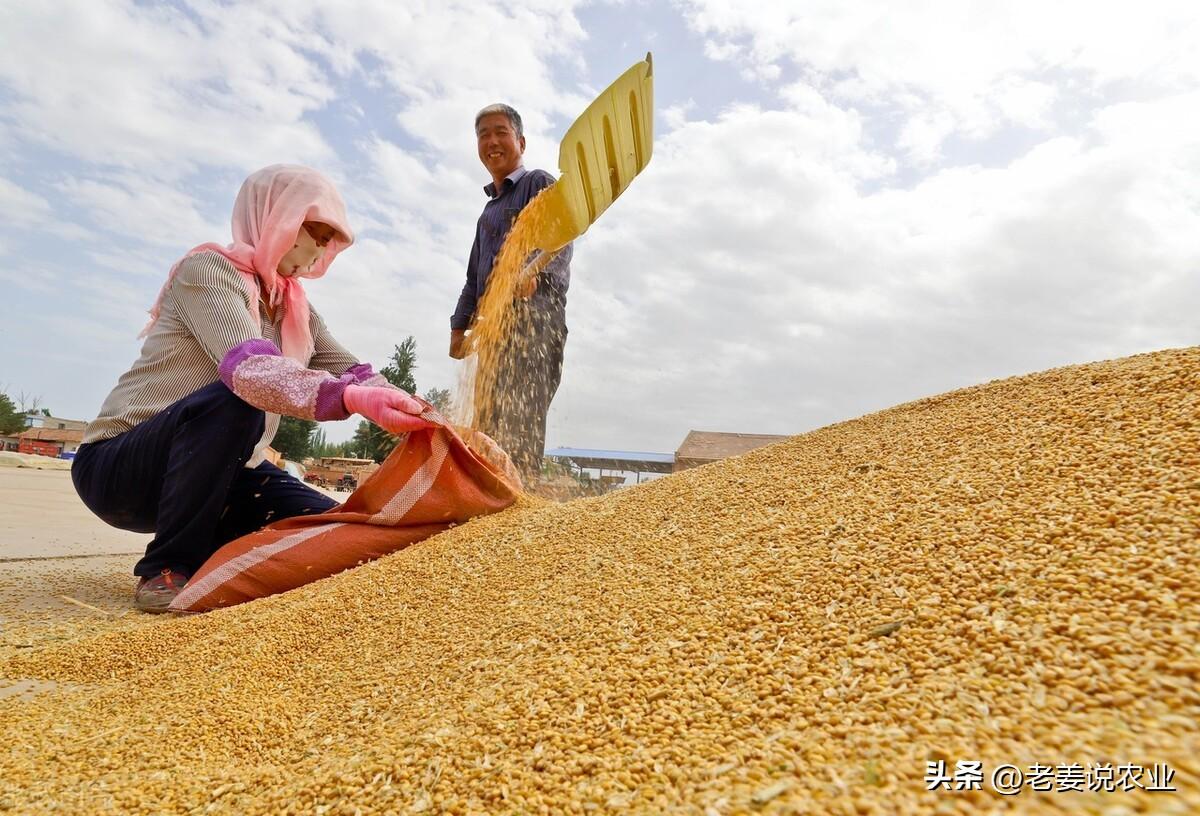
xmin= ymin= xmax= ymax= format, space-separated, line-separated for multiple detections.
xmin=477 ymin=113 xmax=525 ymax=179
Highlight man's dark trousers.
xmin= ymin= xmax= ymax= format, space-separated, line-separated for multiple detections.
xmin=484 ymin=296 xmax=567 ymax=481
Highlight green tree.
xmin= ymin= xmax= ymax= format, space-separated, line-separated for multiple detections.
xmin=0 ymin=394 xmax=24 ymax=436
xmin=310 ymin=427 xmax=326 ymax=458
xmin=423 ymin=387 xmax=451 ymax=415
xmin=274 ymin=416 xmax=317 ymax=461
xmin=351 ymin=418 xmax=411 ymax=463
xmin=315 ymin=436 xmax=355 ymax=459
xmin=380 ymin=337 xmax=418 ymax=393
xmin=310 ymin=427 xmax=357 ymax=459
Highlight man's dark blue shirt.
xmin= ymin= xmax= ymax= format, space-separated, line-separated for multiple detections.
xmin=451 ymin=166 xmax=572 ymax=330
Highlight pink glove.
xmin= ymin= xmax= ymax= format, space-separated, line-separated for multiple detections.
xmin=343 ymin=385 xmax=432 ymax=434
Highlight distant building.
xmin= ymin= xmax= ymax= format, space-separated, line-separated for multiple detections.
xmin=673 ymin=430 xmax=789 ymax=472
xmin=23 ymin=414 xmax=88 ymax=432
xmin=544 ymin=447 xmax=674 ymax=488
xmin=17 ymin=427 xmax=85 ymax=458
xmin=318 ymin=456 xmax=377 ymax=470
xmin=314 ymin=456 xmax=379 ymax=482
xmin=546 ymin=429 xmax=793 ymax=489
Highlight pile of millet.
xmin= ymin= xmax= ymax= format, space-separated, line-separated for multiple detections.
xmin=0 ymin=347 xmax=1195 ymax=814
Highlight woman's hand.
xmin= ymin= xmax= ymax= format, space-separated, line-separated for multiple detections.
xmin=343 ymin=385 xmax=432 ymax=434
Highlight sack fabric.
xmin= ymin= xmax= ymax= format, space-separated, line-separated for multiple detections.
xmin=169 ymin=423 xmax=521 ymax=613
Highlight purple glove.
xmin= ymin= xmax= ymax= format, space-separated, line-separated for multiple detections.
xmin=343 ymin=385 xmax=432 ymax=434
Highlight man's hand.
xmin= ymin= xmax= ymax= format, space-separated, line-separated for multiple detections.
xmin=450 ymin=329 xmax=469 ymax=359
xmin=516 ymin=269 xmax=538 ymax=300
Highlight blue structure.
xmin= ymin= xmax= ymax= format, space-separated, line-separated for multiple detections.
xmin=545 ymin=447 xmax=674 ymax=486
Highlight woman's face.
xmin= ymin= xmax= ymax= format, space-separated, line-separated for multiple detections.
xmin=277 ymin=221 xmax=339 ymax=277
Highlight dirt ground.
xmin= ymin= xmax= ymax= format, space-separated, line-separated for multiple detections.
xmin=0 ymin=467 xmax=344 ymax=693
xmin=0 ymin=467 xmax=148 ymax=561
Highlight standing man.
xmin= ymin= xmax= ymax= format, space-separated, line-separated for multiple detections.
xmin=451 ymin=103 xmax=571 ymax=483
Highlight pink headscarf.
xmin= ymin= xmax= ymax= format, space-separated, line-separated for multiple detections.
xmin=141 ymin=164 xmax=355 ymax=362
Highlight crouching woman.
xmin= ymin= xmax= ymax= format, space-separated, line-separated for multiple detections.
xmin=73 ymin=165 xmax=428 ymax=612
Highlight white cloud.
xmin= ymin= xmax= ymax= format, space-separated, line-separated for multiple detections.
xmin=896 ymin=110 xmax=959 ymax=166
xmin=678 ymin=0 xmax=1200 ymax=161
xmin=2 ymin=1 xmax=1196 ymax=458
xmin=661 ymin=100 xmax=696 ymax=131
xmin=0 ymin=176 xmax=52 ymax=225
xmin=0 ymin=259 xmax=60 ymax=295
xmin=993 ymin=77 xmax=1057 ymax=128
xmin=0 ymin=175 xmax=94 ymax=241
xmin=56 ymin=173 xmax=225 ymax=249
xmin=0 ymin=2 xmax=334 ymax=176
xmin=0 ymin=0 xmax=592 ymax=425
xmin=547 ymin=83 xmax=1199 ymax=450
xmin=311 ymin=0 xmax=590 ymax=158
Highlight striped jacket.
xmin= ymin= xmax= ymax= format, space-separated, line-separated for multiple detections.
xmin=85 ymin=251 xmax=383 ymax=467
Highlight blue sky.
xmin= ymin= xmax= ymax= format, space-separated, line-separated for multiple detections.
xmin=2 ymin=1 xmax=1197 ymax=453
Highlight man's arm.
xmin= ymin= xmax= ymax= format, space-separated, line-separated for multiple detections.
xmin=517 ymin=171 xmax=572 ymax=299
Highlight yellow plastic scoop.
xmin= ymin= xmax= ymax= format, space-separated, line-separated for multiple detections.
xmin=532 ymin=52 xmax=654 ymax=253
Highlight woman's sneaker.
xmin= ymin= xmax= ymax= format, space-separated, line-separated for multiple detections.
xmin=134 ymin=570 xmax=189 ymax=613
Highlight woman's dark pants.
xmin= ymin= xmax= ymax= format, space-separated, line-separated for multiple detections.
xmin=72 ymin=381 xmax=337 ymax=577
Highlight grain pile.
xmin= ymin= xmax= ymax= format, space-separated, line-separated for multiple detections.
xmin=1 ymin=348 xmax=1197 ymax=814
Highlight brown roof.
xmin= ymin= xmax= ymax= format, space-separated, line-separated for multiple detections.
xmin=675 ymin=430 xmax=789 ymax=463
xmin=18 ymin=428 xmax=85 ymax=443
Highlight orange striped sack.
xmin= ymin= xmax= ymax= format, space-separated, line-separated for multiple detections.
xmin=169 ymin=422 xmax=521 ymax=613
